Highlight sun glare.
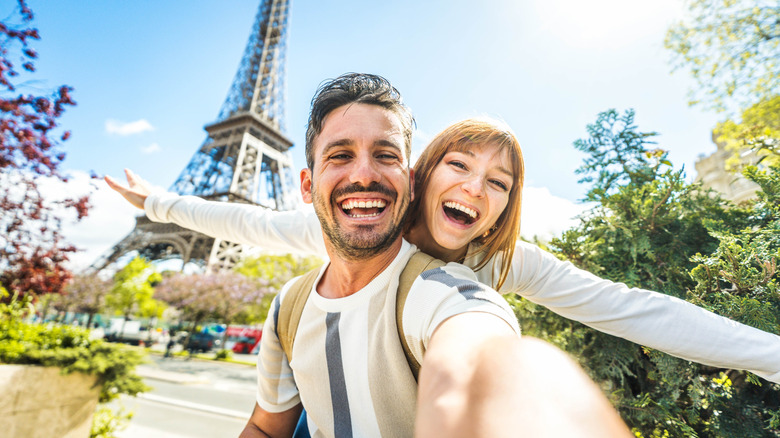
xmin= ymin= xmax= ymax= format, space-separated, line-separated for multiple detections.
xmin=532 ymin=0 xmax=684 ymax=49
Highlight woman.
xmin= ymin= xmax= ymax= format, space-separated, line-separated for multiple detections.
xmin=107 ymin=117 xmax=780 ymax=383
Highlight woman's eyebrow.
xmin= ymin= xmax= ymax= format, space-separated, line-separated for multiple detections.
xmin=455 ymin=150 xmax=514 ymax=177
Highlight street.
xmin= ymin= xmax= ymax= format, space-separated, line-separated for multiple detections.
xmin=115 ymin=353 xmax=258 ymax=438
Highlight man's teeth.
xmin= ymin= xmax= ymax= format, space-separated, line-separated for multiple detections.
xmin=444 ymin=201 xmax=477 ymax=219
xmin=341 ymin=199 xmax=387 ymax=210
xmin=341 ymin=199 xmax=387 ymax=217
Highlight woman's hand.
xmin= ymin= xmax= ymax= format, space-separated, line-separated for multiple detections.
xmin=105 ymin=168 xmax=153 ymax=210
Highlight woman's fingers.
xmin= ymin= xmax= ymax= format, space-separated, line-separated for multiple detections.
xmin=124 ymin=168 xmax=151 ymax=194
xmin=105 ymin=171 xmax=147 ymax=210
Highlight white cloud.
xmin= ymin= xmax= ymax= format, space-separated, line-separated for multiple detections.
xmin=141 ymin=143 xmax=161 ymax=154
xmin=105 ymin=119 xmax=154 ymax=136
xmin=520 ymin=186 xmax=590 ymax=241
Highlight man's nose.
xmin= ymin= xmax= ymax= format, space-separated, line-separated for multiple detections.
xmin=350 ymin=155 xmax=382 ymax=186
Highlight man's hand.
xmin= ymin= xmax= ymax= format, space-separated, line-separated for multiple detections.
xmin=104 ymin=168 xmax=153 ymax=210
xmin=415 ymin=314 xmax=631 ymax=438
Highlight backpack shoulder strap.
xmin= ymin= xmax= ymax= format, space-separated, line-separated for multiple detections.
xmin=396 ymin=251 xmax=446 ymax=381
xmin=277 ymin=268 xmax=320 ymax=365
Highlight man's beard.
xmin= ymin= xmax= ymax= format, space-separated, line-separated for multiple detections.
xmin=313 ymin=181 xmax=410 ymax=261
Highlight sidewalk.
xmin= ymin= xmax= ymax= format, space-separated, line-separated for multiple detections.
xmin=114 ymin=355 xmax=254 ymax=438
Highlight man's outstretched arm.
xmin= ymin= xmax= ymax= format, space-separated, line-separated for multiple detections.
xmin=415 ymin=313 xmax=631 ymax=438
xmin=239 ymin=402 xmax=302 ymax=438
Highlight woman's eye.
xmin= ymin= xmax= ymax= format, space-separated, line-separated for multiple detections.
xmin=448 ymin=160 xmax=467 ymax=170
xmin=490 ymin=179 xmax=509 ymax=191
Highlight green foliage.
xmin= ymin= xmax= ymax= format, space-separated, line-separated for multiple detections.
xmin=573 ymin=109 xmax=663 ymax=201
xmin=105 ymin=256 xmax=163 ymax=321
xmin=569 ymin=109 xmax=742 ymax=297
xmin=715 ymin=95 xmax=780 ymax=169
xmin=234 ymin=253 xmax=323 ymax=323
xmin=689 ymin=162 xmax=780 ymax=338
xmin=664 ymin=0 xmax=780 ymax=112
xmin=235 ymin=253 xmax=323 ymax=290
xmin=0 ymin=288 xmax=149 ymax=403
xmin=214 ymin=349 xmax=232 ymax=360
xmin=90 ymin=405 xmax=132 ymax=438
xmin=514 ymin=109 xmax=780 ymax=436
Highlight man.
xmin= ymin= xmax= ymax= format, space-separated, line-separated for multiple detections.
xmin=107 ymin=73 xmax=630 ymax=437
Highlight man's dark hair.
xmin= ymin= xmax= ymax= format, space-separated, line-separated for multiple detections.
xmin=305 ymin=73 xmax=415 ymax=169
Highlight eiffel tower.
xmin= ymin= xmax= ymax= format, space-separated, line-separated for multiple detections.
xmin=89 ymin=0 xmax=296 ymax=274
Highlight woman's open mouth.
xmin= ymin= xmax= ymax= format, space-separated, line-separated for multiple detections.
xmin=442 ymin=201 xmax=479 ymax=225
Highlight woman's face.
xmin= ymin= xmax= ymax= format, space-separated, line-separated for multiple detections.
xmin=421 ymin=143 xmax=514 ymax=253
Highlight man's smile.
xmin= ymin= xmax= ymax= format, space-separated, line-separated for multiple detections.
xmin=340 ymin=198 xmax=388 ymax=218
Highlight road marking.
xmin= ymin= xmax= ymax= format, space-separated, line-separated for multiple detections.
xmin=138 ymin=393 xmax=251 ymax=420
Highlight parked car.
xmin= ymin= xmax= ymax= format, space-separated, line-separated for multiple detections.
xmin=186 ymin=332 xmax=219 ymax=353
xmin=103 ymin=318 xmax=160 ymax=346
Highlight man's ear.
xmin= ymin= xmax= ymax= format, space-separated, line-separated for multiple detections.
xmin=300 ymin=168 xmax=313 ymax=204
xmin=409 ymin=168 xmax=415 ymax=203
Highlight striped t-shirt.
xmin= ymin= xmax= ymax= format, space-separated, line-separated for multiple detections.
xmin=256 ymin=240 xmax=521 ymax=438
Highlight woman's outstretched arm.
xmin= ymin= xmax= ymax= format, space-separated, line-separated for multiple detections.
xmin=106 ymin=169 xmax=327 ymax=257
xmin=474 ymin=240 xmax=780 ymax=383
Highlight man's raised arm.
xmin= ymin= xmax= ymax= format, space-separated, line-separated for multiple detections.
xmin=415 ymin=312 xmax=631 ymax=438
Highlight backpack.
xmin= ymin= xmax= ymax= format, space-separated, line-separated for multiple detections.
xmin=276 ymin=251 xmax=445 ymax=381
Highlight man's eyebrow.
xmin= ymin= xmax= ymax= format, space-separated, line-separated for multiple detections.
xmin=320 ymin=139 xmax=354 ymax=156
xmin=321 ymin=139 xmax=404 ymax=155
xmin=375 ymin=139 xmax=403 ymax=152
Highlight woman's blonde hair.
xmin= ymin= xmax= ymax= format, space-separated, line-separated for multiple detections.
xmin=405 ymin=117 xmax=525 ymax=291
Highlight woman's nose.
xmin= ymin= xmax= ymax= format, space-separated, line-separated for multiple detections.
xmin=462 ymin=176 xmax=485 ymax=197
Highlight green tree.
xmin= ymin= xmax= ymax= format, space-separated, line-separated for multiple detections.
xmin=512 ymin=109 xmax=779 ymax=437
xmin=104 ymin=257 xmax=162 ymax=337
xmin=715 ymin=95 xmax=780 ymax=169
xmin=234 ymin=253 xmax=323 ymax=323
xmin=664 ymin=0 xmax=780 ymax=112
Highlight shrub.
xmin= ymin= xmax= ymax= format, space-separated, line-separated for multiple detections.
xmin=0 ymin=289 xmax=149 ymax=403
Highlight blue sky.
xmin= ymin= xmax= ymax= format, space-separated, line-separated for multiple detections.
xmin=15 ymin=0 xmax=725 ymax=269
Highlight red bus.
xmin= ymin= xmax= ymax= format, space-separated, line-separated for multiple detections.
xmin=225 ymin=326 xmax=262 ymax=354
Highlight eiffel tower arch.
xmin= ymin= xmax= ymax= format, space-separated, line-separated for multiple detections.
xmin=89 ymin=0 xmax=297 ymax=274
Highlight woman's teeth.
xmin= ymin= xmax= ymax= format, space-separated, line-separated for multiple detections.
xmin=443 ymin=201 xmax=477 ymax=219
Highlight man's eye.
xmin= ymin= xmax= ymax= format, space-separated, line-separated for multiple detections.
xmin=330 ymin=153 xmax=351 ymax=160
xmin=377 ymin=153 xmax=399 ymax=160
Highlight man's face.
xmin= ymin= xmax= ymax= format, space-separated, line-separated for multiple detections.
xmin=300 ymin=103 xmax=413 ymax=260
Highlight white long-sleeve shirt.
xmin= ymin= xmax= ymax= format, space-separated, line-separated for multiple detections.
xmin=145 ymin=192 xmax=780 ymax=383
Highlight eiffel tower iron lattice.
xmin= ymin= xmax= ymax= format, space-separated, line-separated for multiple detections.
xmin=89 ymin=0 xmax=296 ymax=274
